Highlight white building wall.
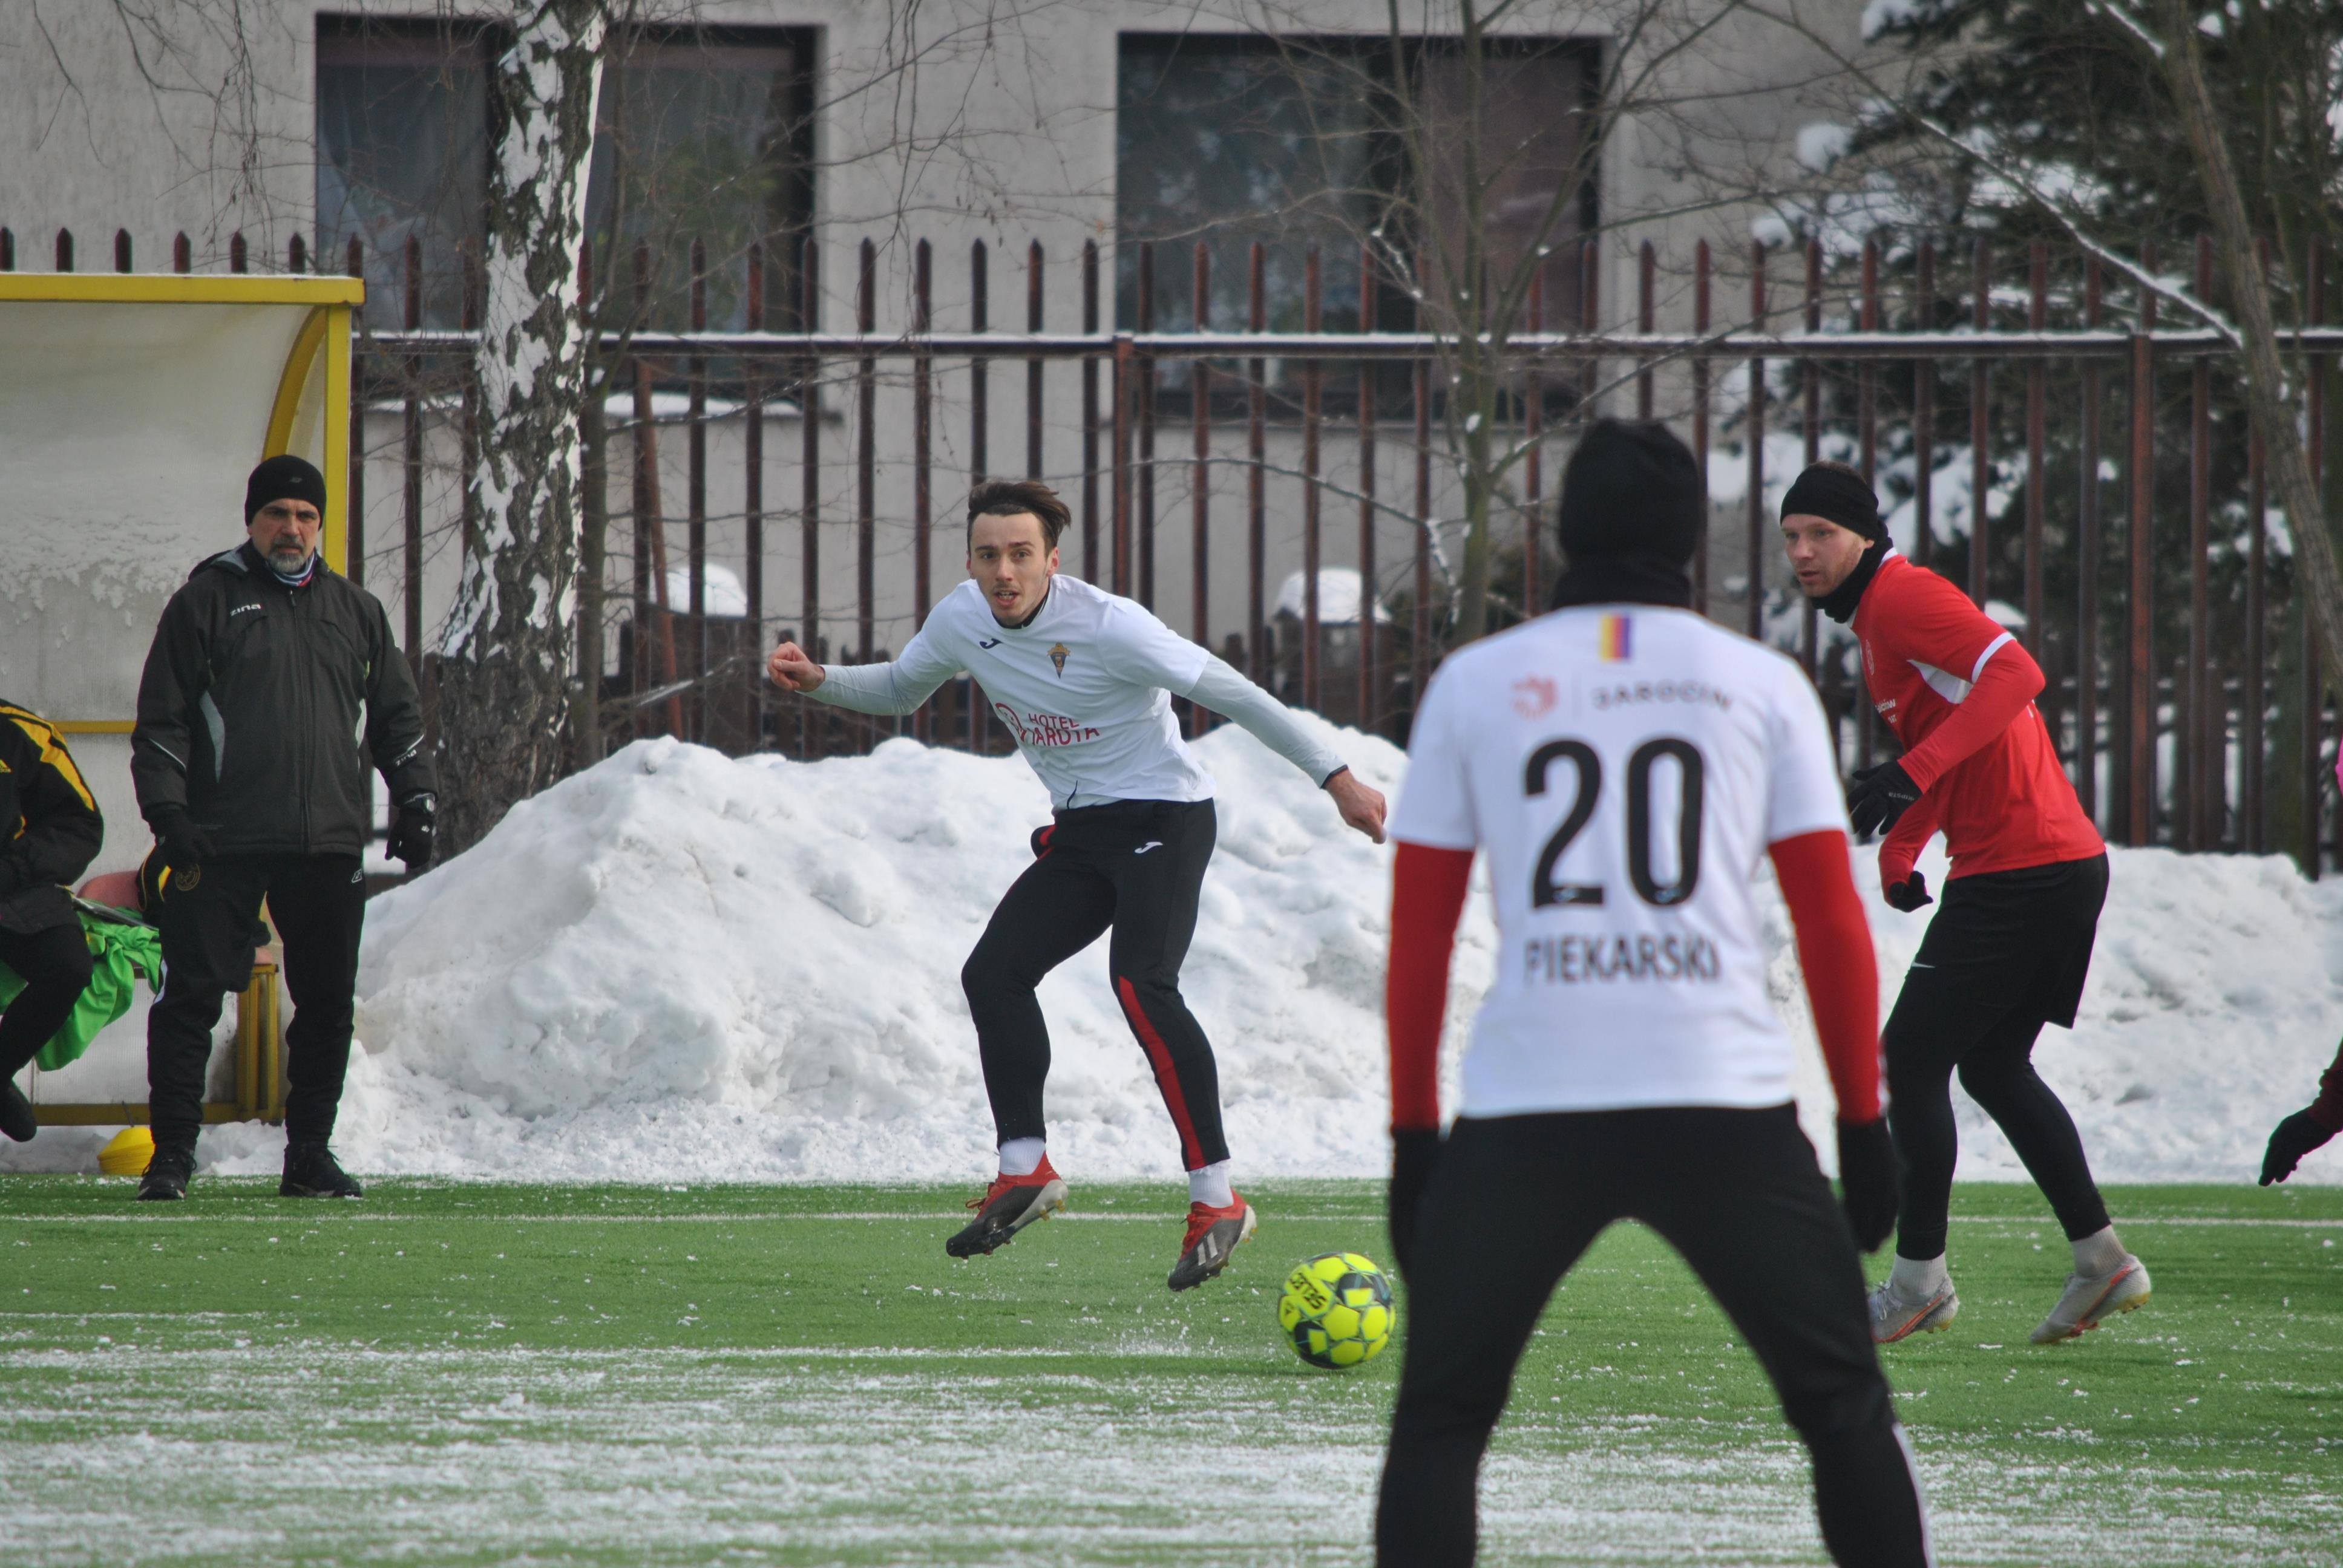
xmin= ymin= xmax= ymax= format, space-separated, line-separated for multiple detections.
xmin=2 ymin=0 xmax=1867 ymax=826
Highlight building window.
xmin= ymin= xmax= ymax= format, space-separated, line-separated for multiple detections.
xmin=1115 ymin=33 xmax=1598 ymax=345
xmin=316 ymin=19 xmax=814 ymax=332
xmin=1412 ymin=41 xmax=1601 ymax=335
xmin=1117 ymin=35 xmax=1381 ymax=338
xmin=585 ymin=29 xmax=815 ymax=332
xmin=316 ymin=18 xmax=488 ymax=330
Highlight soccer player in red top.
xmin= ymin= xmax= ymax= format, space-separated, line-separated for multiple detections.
xmin=1783 ymin=460 xmax=2149 ymax=1347
xmin=1377 ymin=423 xmax=1930 ymax=1566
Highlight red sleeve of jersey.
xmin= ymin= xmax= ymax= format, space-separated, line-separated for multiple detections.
xmin=1877 ymin=776 xmax=1945 ymax=892
xmin=1387 ymin=840 xmax=1475 ymax=1132
xmin=1895 ymin=636 xmax=2046 ymax=792
xmin=2313 ymin=1037 xmax=2343 ymax=1133
xmin=1769 ymin=829 xmax=1882 ymax=1122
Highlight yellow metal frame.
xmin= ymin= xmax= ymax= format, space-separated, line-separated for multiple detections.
xmin=30 ymin=960 xmax=286 ymax=1127
xmin=0 ymin=272 xmax=360 ymax=573
xmin=5 ymin=277 xmax=344 ymax=1122
xmin=0 ymin=275 xmax=363 ymax=306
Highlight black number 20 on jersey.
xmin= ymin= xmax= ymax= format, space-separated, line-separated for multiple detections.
xmin=1524 ymin=737 xmax=1706 ymax=909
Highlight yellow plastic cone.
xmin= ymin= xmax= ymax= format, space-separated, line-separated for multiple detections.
xmin=98 ymin=1125 xmax=156 ymax=1177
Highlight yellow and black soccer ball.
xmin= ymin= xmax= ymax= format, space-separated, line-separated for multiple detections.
xmin=1277 ymin=1251 xmax=1394 ymax=1369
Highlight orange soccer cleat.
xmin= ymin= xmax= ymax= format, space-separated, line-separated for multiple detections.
xmin=1167 ymin=1194 xmax=1256 ymax=1292
xmin=946 ymin=1155 xmax=1069 ymax=1259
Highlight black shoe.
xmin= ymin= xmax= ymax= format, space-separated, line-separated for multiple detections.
xmin=137 ymin=1144 xmax=195 ymax=1201
xmin=1 ymin=1078 xmax=34 ymax=1143
xmin=945 ymin=1160 xmax=1068 ymax=1258
xmin=280 ymin=1142 xmax=363 ymax=1198
xmin=1167 ymin=1196 xmax=1256 ymax=1292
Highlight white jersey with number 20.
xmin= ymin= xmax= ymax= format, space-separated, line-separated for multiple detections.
xmin=1390 ymin=604 xmax=1848 ymax=1117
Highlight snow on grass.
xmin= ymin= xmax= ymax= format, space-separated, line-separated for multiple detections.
xmin=5 ymin=1342 xmax=2334 ymax=1567
xmin=11 ymin=719 xmax=2342 ymax=1187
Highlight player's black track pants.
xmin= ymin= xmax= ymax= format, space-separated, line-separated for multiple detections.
xmin=146 ymin=854 xmax=367 ymax=1150
xmin=0 ymin=923 xmax=97 ymax=1080
xmin=1884 ymin=853 xmax=2111 ymax=1262
xmin=1377 ymin=1106 xmax=1933 ymax=1568
xmin=962 ymin=798 xmax=1228 ymax=1170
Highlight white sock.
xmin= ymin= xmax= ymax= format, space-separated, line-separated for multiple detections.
xmin=997 ymin=1138 xmax=1045 ymax=1178
xmin=2071 ymin=1225 xmax=2126 ymax=1276
xmin=1889 ymin=1253 xmax=1948 ymax=1297
xmin=1188 ymin=1160 xmax=1233 ymax=1208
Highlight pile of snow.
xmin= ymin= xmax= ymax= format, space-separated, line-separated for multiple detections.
xmin=255 ymin=719 xmax=1414 ymax=1186
xmin=11 ymin=722 xmax=2343 ymax=1185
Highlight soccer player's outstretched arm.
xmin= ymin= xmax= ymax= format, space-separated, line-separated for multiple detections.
xmin=767 ymin=622 xmax=958 ymax=715
xmin=1382 ymin=844 xmax=1472 ymax=1278
xmin=1876 ymin=786 xmax=1945 ymax=909
xmin=1894 ymin=629 xmax=2045 ymax=791
xmin=1771 ymin=831 xmax=1896 ymax=1252
xmin=1765 ymin=675 xmax=1897 ymax=1252
xmin=1103 ymin=601 xmax=1388 ymax=840
xmin=1380 ymin=670 xmax=1476 ymax=1276
xmin=1860 ymin=571 xmax=2040 ymax=806
xmin=1184 ymin=656 xmax=1388 ymax=840
xmin=1386 ymin=842 xmax=1474 ymax=1135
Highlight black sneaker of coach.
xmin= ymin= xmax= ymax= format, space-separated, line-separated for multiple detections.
xmin=280 ymin=1142 xmax=364 ymax=1199
xmin=137 ymin=1143 xmax=195 ymax=1201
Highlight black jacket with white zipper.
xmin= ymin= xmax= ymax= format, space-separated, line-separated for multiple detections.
xmin=131 ymin=542 xmax=433 ymax=859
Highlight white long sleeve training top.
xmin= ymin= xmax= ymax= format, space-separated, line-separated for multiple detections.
xmin=808 ymin=575 xmax=1347 ymax=811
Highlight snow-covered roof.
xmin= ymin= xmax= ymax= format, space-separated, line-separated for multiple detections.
xmin=1273 ymin=567 xmax=1391 ymax=625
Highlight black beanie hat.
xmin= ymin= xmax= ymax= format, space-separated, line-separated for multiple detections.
xmin=1556 ymin=418 xmax=1705 ymax=567
xmin=244 ymin=454 xmax=329 ymax=526
xmin=1779 ymin=462 xmax=1887 ymax=543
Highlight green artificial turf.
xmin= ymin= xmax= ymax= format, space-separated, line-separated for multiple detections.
xmin=3 ymin=1177 xmax=2339 ymax=1565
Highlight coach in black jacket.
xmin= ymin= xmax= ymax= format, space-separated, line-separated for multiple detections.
xmin=130 ymin=455 xmax=436 ymax=1201
xmin=0 ymin=700 xmax=105 ymax=1143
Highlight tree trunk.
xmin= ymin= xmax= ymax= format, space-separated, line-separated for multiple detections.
xmin=574 ymin=368 xmax=608 ymax=771
xmin=1455 ymin=370 xmax=1498 ymax=642
xmin=436 ymin=1 xmax=609 ymax=857
xmin=2151 ymin=0 xmax=2343 ymax=681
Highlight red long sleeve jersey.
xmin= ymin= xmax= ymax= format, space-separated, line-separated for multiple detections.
xmin=1857 ymin=554 xmax=2102 ymax=885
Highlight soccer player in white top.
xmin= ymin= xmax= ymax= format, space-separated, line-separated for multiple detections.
xmin=767 ymin=479 xmax=1387 ymax=1290
xmin=1372 ymin=422 xmax=1931 ymax=1566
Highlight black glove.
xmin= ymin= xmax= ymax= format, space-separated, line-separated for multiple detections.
xmin=388 ymin=792 xmax=437 ymax=870
xmin=1029 ymin=823 xmax=1057 ymax=858
xmin=2260 ymin=1108 xmax=2338 ymax=1186
xmin=1884 ymin=870 xmax=1934 ymax=913
xmin=1388 ymin=1128 xmax=1443 ymax=1280
xmin=1837 ymin=1117 xmax=1899 ymax=1253
xmin=0 ymin=857 xmax=25 ymax=900
xmin=1846 ymin=761 xmax=1922 ymax=839
xmin=146 ymin=805 xmax=215 ymax=877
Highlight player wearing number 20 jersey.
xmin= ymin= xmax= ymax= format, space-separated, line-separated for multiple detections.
xmin=1392 ymin=606 xmax=1843 ymax=1117
xmin=1373 ymin=422 xmax=1930 ymax=1568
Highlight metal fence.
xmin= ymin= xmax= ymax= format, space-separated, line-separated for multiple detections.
xmin=13 ymin=223 xmax=2343 ymax=872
